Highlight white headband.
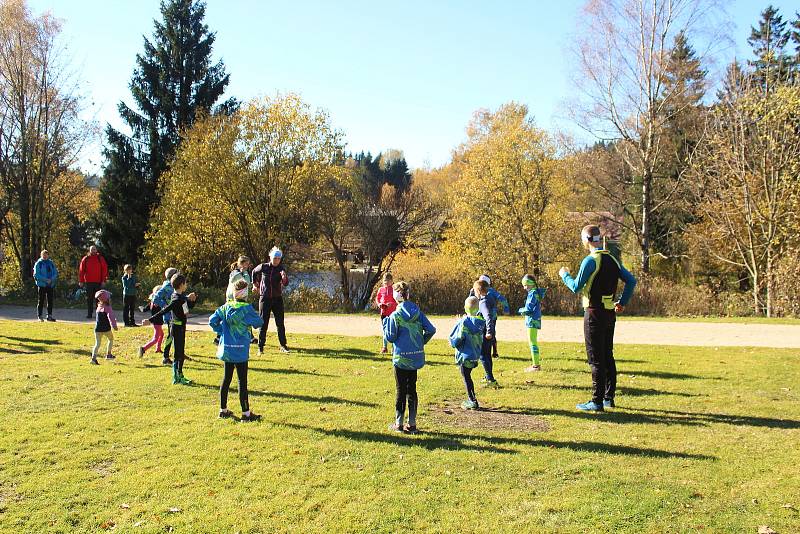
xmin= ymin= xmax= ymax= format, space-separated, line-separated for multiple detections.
xmin=478 ymin=275 xmax=491 ymax=285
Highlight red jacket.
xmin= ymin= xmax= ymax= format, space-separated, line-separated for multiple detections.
xmin=79 ymin=254 xmax=108 ymax=284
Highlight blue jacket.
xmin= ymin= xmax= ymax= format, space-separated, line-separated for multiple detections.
xmin=33 ymin=258 xmax=58 ymax=288
xmin=561 ymin=250 xmax=637 ymax=307
xmin=153 ymin=281 xmax=174 ymax=323
xmin=449 ymin=314 xmax=485 ymax=368
xmin=383 ymin=301 xmax=436 ymax=370
xmin=469 ymin=287 xmax=508 ymax=319
xmin=519 ymin=288 xmax=547 ymax=329
xmin=121 ymin=274 xmax=138 ymax=296
xmin=209 ymin=300 xmax=264 ymax=363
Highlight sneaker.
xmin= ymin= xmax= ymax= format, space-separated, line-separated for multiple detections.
xmin=162 ymin=357 xmax=173 ymax=366
xmin=178 ymin=376 xmax=193 ymax=385
xmin=46 ymin=316 xmax=56 ymax=322
xmin=90 ymin=358 xmax=99 ymax=365
xmin=381 ymin=347 xmax=388 ymax=354
xmin=279 ymin=346 xmax=291 ymax=354
xmin=250 ymin=337 xmax=258 ymax=345
xmin=241 ymin=412 xmax=262 ymax=422
xmin=219 ymin=410 xmax=233 ymax=419
xmin=38 ymin=316 xmax=44 ymax=322
xmin=482 ymin=379 xmax=500 ymax=388
xmin=137 ymin=346 xmax=145 ymax=358
xmin=105 ymin=354 xmax=115 ymax=360
xmin=576 ymin=400 xmax=604 ymax=412
xmin=524 ymin=365 xmax=541 ymax=373
xmin=461 ymin=400 xmax=479 ymax=410
xmin=404 ymin=424 xmax=419 ymax=434
xmin=213 ymin=336 xmax=220 ymax=345
xmin=172 ymin=375 xmax=181 ymax=385
xmin=388 ymin=423 xmax=404 ymax=433
xmin=603 ymin=399 xmax=615 ymax=409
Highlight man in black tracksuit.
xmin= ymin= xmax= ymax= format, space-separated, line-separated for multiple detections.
xmin=252 ymin=247 xmax=290 ymax=354
xmin=560 ymin=225 xmax=637 ymax=412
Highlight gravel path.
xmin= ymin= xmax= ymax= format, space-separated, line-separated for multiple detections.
xmin=2 ymin=305 xmax=799 ymax=348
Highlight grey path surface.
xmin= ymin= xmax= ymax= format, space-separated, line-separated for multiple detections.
xmin=2 ymin=304 xmax=799 ymax=348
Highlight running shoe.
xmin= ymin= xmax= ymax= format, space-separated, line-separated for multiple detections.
xmin=404 ymin=425 xmax=419 ymax=434
xmin=524 ymin=365 xmax=541 ymax=373
xmin=576 ymin=400 xmax=604 ymax=412
xmin=46 ymin=316 xmax=56 ymax=322
xmin=105 ymin=354 xmax=116 ymax=360
xmin=603 ymin=399 xmax=615 ymax=409
xmin=388 ymin=423 xmax=404 ymax=433
xmin=461 ymin=400 xmax=479 ymax=410
xmin=178 ymin=375 xmax=193 ymax=385
xmin=137 ymin=346 xmax=145 ymax=358
xmin=482 ymin=379 xmax=500 ymax=388
xmin=219 ymin=410 xmax=233 ymax=419
xmin=38 ymin=316 xmax=44 ymax=322
xmin=279 ymin=346 xmax=291 ymax=354
xmin=241 ymin=412 xmax=262 ymax=422
xmin=162 ymin=357 xmax=173 ymax=366
xmin=90 ymin=358 xmax=99 ymax=365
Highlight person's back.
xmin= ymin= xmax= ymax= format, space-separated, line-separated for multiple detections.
xmin=449 ymin=314 xmax=485 ymax=367
xmin=210 ymin=301 xmax=263 ymax=362
xmin=384 ymin=301 xmax=436 ymax=370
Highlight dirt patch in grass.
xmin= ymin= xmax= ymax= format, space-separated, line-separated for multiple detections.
xmin=430 ymin=401 xmax=550 ymax=432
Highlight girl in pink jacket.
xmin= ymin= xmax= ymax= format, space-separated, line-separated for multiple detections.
xmin=375 ymin=272 xmax=398 ymax=353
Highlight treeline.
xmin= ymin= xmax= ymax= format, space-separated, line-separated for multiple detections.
xmin=2 ymin=0 xmax=799 ymax=317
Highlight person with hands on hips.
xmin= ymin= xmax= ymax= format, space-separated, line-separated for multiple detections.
xmin=559 ymin=225 xmax=637 ymax=412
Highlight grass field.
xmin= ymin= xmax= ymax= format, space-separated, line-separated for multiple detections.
xmin=0 ymin=319 xmax=798 ymax=533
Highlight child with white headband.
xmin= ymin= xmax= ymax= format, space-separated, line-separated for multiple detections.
xmin=209 ymin=279 xmax=265 ymax=422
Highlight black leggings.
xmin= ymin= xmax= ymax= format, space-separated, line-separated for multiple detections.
xmin=85 ymin=282 xmax=101 ymax=316
xmin=171 ymin=324 xmax=186 ymax=362
xmin=37 ymin=286 xmax=54 ymax=317
xmin=220 ymin=361 xmax=249 ymax=412
xmin=259 ymin=297 xmax=287 ymax=348
xmin=394 ymin=367 xmax=418 ymax=424
xmin=460 ymin=364 xmax=477 ymax=402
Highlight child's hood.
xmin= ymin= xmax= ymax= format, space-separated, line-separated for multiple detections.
xmin=396 ymin=301 xmax=420 ymax=321
xmin=462 ymin=314 xmax=485 ymax=334
xmin=223 ymin=301 xmax=249 ymax=321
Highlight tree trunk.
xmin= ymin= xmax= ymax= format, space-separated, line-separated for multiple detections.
xmin=17 ymin=189 xmax=33 ymax=283
xmin=765 ymin=247 xmax=773 ymax=318
xmin=752 ymin=271 xmax=760 ymax=316
xmin=640 ymin=169 xmax=652 ymax=274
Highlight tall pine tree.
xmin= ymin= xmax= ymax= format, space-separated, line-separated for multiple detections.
xmin=651 ymin=31 xmax=707 ymax=261
xmin=747 ymin=5 xmax=791 ymax=94
xmin=790 ymin=12 xmax=800 ymax=82
xmin=95 ymin=0 xmax=233 ymax=265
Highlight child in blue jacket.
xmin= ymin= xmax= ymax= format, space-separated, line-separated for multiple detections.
xmin=33 ymin=249 xmax=58 ymax=322
xmin=449 ymin=296 xmax=486 ymax=410
xmin=383 ymin=281 xmax=436 ymax=434
xmin=518 ymin=274 xmax=547 ymax=372
xmin=469 ymin=275 xmax=509 ymax=358
xmin=209 ymin=280 xmax=264 ymax=422
xmin=153 ymin=268 xmax=178 ymax=365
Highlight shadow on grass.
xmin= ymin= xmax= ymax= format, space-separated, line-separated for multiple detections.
xmin=191 ymin=382 xmax=379 ymax=408
xmin=557 ymin=367 xmax=720 ymax=381
xmin=296 ymin=347 xmax=448 ymax=366
xmin=522 ymin=382 xmax=701 ymax=398
xmin=190 ymin=355 xmax=336 ymax=377
xmin=491 ymin=405 xmax=799 ymax=430
xmin=625 ymin=407 xmax=800 ymax=430
xmin=0 ymin=335 xmax=63 ymax=345
xmin=280 ymin=422 xmax=714 ymax=459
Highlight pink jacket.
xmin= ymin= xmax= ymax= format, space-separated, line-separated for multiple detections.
xmin=375 ymin=285 xmax=397 ymax=317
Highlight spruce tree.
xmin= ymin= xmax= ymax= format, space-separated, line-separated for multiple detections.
xmin=747 ymin=5 xmax=791 ymax=94
xmin=95 ymin=0 xmax=233 ymax=265
xmin=790 ymin=12 xmax=800 ymax=82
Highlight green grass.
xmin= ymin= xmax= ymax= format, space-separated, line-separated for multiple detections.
xmin=0 ymin=320 xmax=798 ymax=533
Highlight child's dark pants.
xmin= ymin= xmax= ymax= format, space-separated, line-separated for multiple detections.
xmin=123 ymin=295 xmax=136 ymax=325
xmin=220 ymin=361 xmax=249 ymax=412
xmin=394 ymin=367 xmax=418 ymax=425
xmin=460 ymin=364 xmax=477 ymax=402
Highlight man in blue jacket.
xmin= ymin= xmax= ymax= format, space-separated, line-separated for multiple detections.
xmin=560 ymin=225 xmax=637 ymax=412
xmin=33 ymin=249 xmax=58 ymax=322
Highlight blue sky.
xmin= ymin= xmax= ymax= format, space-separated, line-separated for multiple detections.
xmin=27 ymin=0 xmax=800 ymax=173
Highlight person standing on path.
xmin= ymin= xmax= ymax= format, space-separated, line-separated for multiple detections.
xmin=78 ymin=246 xmax=108 ymax=319
xmin=559 ymin=225 xmax=637 ymax=412
xmin=121 ymin=264 xmax=141 ymax=327
xmin=252 ymin=247 xmax=290 ymax=355
xmin=33 ymin=249 xmax=58 ymax=322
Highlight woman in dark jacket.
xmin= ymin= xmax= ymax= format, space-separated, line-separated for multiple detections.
xmin=252 ymin=247 xmax=289 ymax=354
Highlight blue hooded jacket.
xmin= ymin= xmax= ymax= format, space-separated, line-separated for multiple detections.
xmin=518 ymin=288 xmax=547 ymax=329
xmin=153 ymin=281 xmax=174 ymax=323
xmin=209 ymin=301 xmax=264 ymax=363
xmin=488 ymin=287 xmax=510 ymax=316
xmin=33 ymin=258 xmax=58 ymax=288
xmin=383 ymin=301 xmax=436 ymax=370
xmin=449 ymin=314 xmax=485 ymax=368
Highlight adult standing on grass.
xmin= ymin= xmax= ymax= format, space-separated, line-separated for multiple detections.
xmin=252 ymin=247 xmax=290 ymax=355
xmin=33 ymin=249 xmax=58 ymax=322
xmin=78 ymin=246 xmax=108 ymax=319
xmin=559 ymin=225 xmax=637 ymax=412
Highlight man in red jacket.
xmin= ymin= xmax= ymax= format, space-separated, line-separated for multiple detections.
xmin=79 ymin=246 xmax=109 ymax=319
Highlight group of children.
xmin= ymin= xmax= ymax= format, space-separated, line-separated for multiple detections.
xmin=84 ymin=252 xmax=547 ymax=428
xmin=376 ymin=271 xmax=546 ymax=432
